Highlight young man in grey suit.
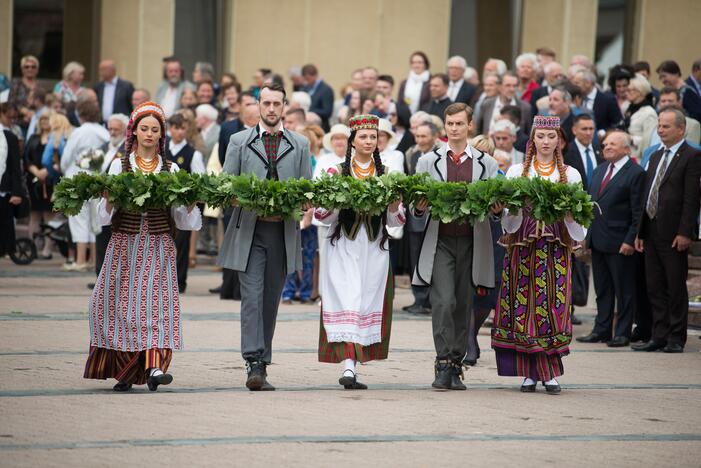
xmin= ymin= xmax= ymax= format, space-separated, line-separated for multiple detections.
xmin=218 ymin=83 xmax=313 ymax=390
xmin=412 ymin=103 xmax=501 ymax=390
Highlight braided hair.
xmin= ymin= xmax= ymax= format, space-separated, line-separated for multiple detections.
xmin=330 ymin=129 xmax=389 ymax=248
xmin=521 ymin=130 xmax=567 ymax=183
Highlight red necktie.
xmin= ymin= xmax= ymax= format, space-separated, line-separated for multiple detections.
xmin=598 ymin=163 xmax=615 ymax=194
xmin=448 ymin=150 xmax=463 ymax=165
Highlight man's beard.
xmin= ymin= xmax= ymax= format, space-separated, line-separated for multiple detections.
xmin=110 ymin=136 xmax=125 ymax=148
xmin=261 ymin=114 xmax=281 ymax=128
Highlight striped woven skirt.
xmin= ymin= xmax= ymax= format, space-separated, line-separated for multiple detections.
xmin=491 ymin=237 xmax=572 ymax=381
xmin=83 ymin=346 xmax=172 ymax=385
xmin=318 ymin=270 xmax=393 ymax=363
xmin=84 ymin=220 xmax=181 ymax=382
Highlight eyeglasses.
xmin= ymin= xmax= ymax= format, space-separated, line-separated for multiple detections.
xmin=23 ymin=64 xmax=38 ymax=69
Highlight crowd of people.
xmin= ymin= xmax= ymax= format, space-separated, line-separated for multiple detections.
xmin=0 ymin=47 xmax=699 ymax=393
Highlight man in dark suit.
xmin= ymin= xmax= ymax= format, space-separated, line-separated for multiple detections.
xmin=477 ymin=71 xmax=532 ymax=135
xmin=564 ymin=114 xmax=603 ymax=190
xmin=214 ymin=91 xmax=261 ymax=298
xmin=499 ymin=105 xmax=529 ymax=152
xmin=529 ymin=61 xmax=564 ymax=116
xmin=301 ymin=63 xmax=333 ymax=131
xmin=93 ymin=60 xmax=134 ymax=124
xmin=421 ymin=74 xmax=452 ymax=119
xmin=573 ymin=69 xmax=623 ymax=132
xmin=633 ymin=108 xmax=701 ymax=353
xmin=685 ymin=58 xmax=701 ymax=96
xmin=547 ymin=86 xmax=576 ymax=144
xmin=577 ymin=131 xmax=645 ymax=347
xmin=446 ymin=56 xmax=477 ymax=105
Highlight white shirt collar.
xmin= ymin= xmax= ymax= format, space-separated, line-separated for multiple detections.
xmin=106 ymin=76 xmax=118 ymax=86
xmin=450 ymin=78 xmax=464 ymax=88
xmin=660 ymin=139 xmax=684 ymax=157
xmin=610 ymin=155 xmax=629 ymax=170
xmin=574 ymin=138 xmax=593 ymax=154
xmin=169 ymin=139 xmax=187 ymax=153
xmin=258 ymin=122 xmax=284 ymax=135
xmin=446 ymin=143 xmax=474 ymax=159
xmin=586 ymin=87 xmax=597 ymax=101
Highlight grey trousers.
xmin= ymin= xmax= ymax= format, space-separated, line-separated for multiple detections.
xmin=238 ymin=221 xmax=287 ymax=363
xmin=430 ymin=234 xmax=474 ymax=362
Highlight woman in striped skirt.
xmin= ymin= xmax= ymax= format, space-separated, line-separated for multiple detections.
xmin=314 ymin=115 xmax=405 ymax=389
xmin=83 ymin=102 xmax=201 ymax=392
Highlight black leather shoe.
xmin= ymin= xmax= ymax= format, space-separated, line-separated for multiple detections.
xmin=543 ymin=381 xmax=561 ymax=394
xmin=147 ymin=373 xmax=173 ymax=391
xmin=431 ymin=360 xmax=452 ymax=390
xmin=662 ymin=343 xmax=684 ymax=353
xmin=245 ymin=360 xmax=266 ymax=391
xmin=571 ymin=313 xmax=582 ymax=325
xmin=631 ymin=340 xmax=666 ymax=352
xmin=520 ymin=381 xmax=536 ymax=393
xmin=113 ymin=381 xmax=132 ymax=392
xmin=630 ymin=328 xmax=650 ymax=343
xmin=406 ymin=304 xmax=430 ymax=315
xmin=606 ymin=336 xmax=630 ymax=347
xmin=576 ymin=332 xmax=610 ymax=343
xmin=449 ymin=363 xmax=466 ymax=390
xmin=260 ymin=377 xmax=276 ymax=391
xmin=209 ymin=286 xmax=222 ymax=294
xmin=339 ymin=372 xmax=367 ymax=390
xmin=86 ymin=283 xmax=95 ymax=290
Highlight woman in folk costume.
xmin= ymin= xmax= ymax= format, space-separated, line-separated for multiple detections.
xmin=491 ymin=115 xmax=586 ymax=394
xmin=84 ymin=102 xmax=202 ymax=392
xmin=314 ymin=115 xmax=405 ymax=390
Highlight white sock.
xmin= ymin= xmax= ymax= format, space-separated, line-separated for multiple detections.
xmin=342 ymin=359 xmax=355 ymax=376
xmin=149 ymin=368 xmax=163 ymax=378
xmin=544 ymin=378 xmax=558 ymax=386
xmin=522 ymin=378 xmax=536 ymax=386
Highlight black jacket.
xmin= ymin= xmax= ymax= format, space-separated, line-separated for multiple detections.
xmin=592 ymin=91 xmax=623 ymax=132
xmin=218 ymin=119 xmax=247 ymax=166
xmin=587 ymin=158 xmax=645 ymax=253
xmin=0 ymin=131 xmax=23 ymax=197
xmin=308 ymin=80 xmax=334 ymax=131
xmin=421 ymin=97 xmax=451 ymax=119
xmin=453 ymin=82 xmax=478 ymax=106
xmin=93 ymin=78 xmax=135 ymax=121
xmin=563 ymin=140 xmax=603 ymax=191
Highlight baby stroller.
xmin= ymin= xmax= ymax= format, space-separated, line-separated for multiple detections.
xmin=10 ymin=216 xmax=72 ymax=265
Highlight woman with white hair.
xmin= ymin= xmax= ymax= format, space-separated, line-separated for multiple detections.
xmin=624 ymin=74 xmax=658 ymax=158
xmin=53 ymin=61 xmax=86 ymax=104
xmin=515 ymin=53 xmax=539 ymax=102
xmin=290 ymin=91 xmax=311 ymax=113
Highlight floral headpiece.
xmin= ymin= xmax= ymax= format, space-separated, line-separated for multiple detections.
xmin=125 ymin=101 xmax=167 ymax=156
xmin=532 ymin=115 xmax=561 ymax=129
xmin=349 ymin=114 xmax=379 ymax=132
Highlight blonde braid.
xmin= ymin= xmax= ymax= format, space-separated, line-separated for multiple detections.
xmin=554 ymin=144 xmax=567 ymax=183
xmin=521 ymin=140 xmax=537 ymax=178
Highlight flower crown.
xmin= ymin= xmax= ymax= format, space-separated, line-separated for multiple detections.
xmin=532 ymin=115 xmax=561 ymax=129
xmin=349 ymin=114 xmax=379 ymax=131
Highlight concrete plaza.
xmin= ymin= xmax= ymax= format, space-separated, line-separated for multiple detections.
xmin=1 ymin=255 xmax=700 ymax=467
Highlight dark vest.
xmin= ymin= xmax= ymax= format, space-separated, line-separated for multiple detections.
xmin=111 ymin=154 xmax=174 ymax=235
xmin=166 ymin=142 xmax=195 ymax=173
xmin=337 ymin=163 xmax=387 ymax=242
xmin=439 ymin=156 xmax=474 ymax=237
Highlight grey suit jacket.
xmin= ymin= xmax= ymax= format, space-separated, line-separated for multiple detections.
xmin=478 ymin=96 xmax=532 ymax=135
xmin=412 ymin=145 xmax=499 ymax=288
xmin=217 ymin=126 xmax=312 ymax=273
xmin=154 ymin=81 xmax=195 ymax=111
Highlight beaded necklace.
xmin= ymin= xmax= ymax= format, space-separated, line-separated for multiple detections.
xmin=351 ymin=157 xmax=375 ymax=180
xmin=533 ymin=158 xmax=556 ymax=177
xmin=135 ymin=154 xmax=159 ymax=173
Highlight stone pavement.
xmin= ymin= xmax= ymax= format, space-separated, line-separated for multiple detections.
xmin=1 ymin=255 xmax=700 ymax=467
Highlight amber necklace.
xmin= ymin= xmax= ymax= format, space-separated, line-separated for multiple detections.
xmin=351 ymin=157 xmax=375 ymax=180
xmin=533 ymin=157 xmax=556 ymax=177
xmin=135 ymin=153 xmax=159 ymax=173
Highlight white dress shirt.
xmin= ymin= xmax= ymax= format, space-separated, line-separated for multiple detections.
xmin=583 ymin=87 xmax=597 ymax=112
xmin=446 ymin=143 xmax=473 ymax=164
xmin=448 ymin=79 xmax=464 ymax=102
xmin=574 ymin=138 xmax=598 ymax=174
xmin=161 ymin=86 xmax=178 ymax=118
xmin=601 ymin=155 xmax=629 ymax=181
xmin=645 ymin=139 xmax=684 ymax=208
xmin=169 ymin=139 xmax=206 ymax=174
xmin=101 ymin=77 xmax=118 ymax=123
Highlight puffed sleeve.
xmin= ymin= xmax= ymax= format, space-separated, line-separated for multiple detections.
xmin=563 ymin=167 xmax=587 ymax=241
xmin=386 ymin=203 xmax=406 ymax=228
xmin=96 ymin=158 xmax=123 ymax=225
xmin=313 ymin=207 xmax=339 ymax=226
xmin=172 ymin=205 xmax=202 ymax=231
xmin=501 ymin=164 xmax=524 ymax=233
